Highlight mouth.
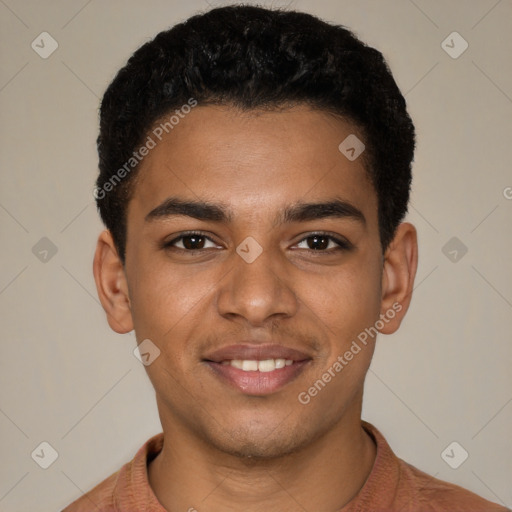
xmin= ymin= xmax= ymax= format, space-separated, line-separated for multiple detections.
xmin=202 ymin=344 xmax=312 ymax=395
xmin=218 ymin=358 xmax=295 ymax=371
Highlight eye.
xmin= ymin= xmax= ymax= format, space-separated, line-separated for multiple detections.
xmin=163 ymin=231 xmax=220 ymax=251
xmin=162 ymin=231 xmax=353 ymax=254
xmin=294 ymin=233 xmax=352 ymax=252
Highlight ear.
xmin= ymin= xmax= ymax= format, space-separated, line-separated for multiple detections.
xmin=93 ymin=230 xmax=133 ymax=334
xmin=378 ymin=222 xmax=418 ymax=335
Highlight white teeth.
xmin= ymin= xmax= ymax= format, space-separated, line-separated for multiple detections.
xmin=222 ymin=359 xmax=294 ymax=371
xmin=242 ymin=360 xmax=258 ymax=371
xmin=258 ymin=359 xmax=276 ymax=372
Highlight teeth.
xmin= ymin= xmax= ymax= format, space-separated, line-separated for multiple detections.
xmin=258 ymin=359 xmax=276 ymax=372
xmin=242 ymin=360 xmax=258 ymax=371
xmin=223 ymin=358 xmax=294 ymax=371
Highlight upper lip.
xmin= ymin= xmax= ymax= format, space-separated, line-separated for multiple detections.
xmin=203 ymin=343 xmax=312 ymax=363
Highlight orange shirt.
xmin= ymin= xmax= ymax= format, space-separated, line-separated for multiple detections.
xmin=62 ymin=421 xmax=509 ymax=511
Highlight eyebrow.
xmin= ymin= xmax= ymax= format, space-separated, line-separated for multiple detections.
xmin=145 ymin=196 xmax=366 ymax=226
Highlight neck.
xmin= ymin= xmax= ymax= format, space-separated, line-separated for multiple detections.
xmin=148 ymin=398 xmax=376 ymax=512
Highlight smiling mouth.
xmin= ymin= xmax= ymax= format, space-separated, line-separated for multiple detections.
xmin=203 ymin=358 xmax=311 ymax=395
xmin=217 ymin=358 xmax=295 ymax=372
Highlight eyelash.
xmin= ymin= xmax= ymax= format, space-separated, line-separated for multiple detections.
xmin=162 ymin=230 xmax=353 ymax=254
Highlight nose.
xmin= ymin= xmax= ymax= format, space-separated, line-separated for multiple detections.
xmin=215 ymin=241 xmax=299 ymax=327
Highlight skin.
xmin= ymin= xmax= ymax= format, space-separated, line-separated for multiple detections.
xmin=93 ymin=104 xmax=418 ymax=512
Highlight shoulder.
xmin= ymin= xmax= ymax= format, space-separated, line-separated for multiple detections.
xmin=60 ymin=433 xmax=164 ymax=512
xmin=397 ymin=459 xmax=510 ymax=511
xmin=358 ymin=422 xmax=509 ymax=512
xmin=61 ymin=468 xmax=120 ymax=511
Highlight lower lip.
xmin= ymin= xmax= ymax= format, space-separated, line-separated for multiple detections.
xmin=204 ymin=361 xmax=310 ymax=395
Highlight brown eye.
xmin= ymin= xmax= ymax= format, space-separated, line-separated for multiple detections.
xmin=295 ymin=233 xmax=352 ymax=252
xmin=180 ymin=234 xmax=206 ymax=250
xmin=164 ymin=232 xmax=219 ymax=251
xmin=305 ymin=235 xmax=330 ymax=250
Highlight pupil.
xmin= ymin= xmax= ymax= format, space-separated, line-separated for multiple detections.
xmin=182 ymin=235 xmax=331 ymax=251
xmin=309 ymin=235 xmax=328 ymax=250
xmin=184 ymin=235 xmax=203 ymax=250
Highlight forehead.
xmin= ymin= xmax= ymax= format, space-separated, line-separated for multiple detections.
xmin=129 ymin=104 xmax=377 ymax=224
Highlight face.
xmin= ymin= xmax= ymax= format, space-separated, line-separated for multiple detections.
xmin=94 ymin=104 xmax=417 ymax=459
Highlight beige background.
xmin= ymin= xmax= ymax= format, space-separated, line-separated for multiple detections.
xmin=0 ymin=0 xmax=511 ymax=510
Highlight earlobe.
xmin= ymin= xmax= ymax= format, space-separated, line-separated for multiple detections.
xmin=378 ymin=222 xmax=418 ymax=335
xmin=93 ymin=230 xmax=134 ymax=334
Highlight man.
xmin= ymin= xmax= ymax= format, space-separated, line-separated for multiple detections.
xmin=63 ymin=5 xmax=509 ymax=511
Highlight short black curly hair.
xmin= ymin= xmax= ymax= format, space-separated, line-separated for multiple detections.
xmin=95 ymin=4 xmax=415 ymax=263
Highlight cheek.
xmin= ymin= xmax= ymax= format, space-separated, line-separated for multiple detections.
xmin=308 ymin=253 xmax=382 ymax=341
xmin=126 ymin=253 xmax=202 ymax=338
xmin=298 ymin=264 xmax=381 ymax=415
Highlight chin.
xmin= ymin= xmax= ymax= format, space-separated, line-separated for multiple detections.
xmin=217 ymin=436 xmax=303 ymax=461
xmin=203 ymin=420 xmax=318 ymax=462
